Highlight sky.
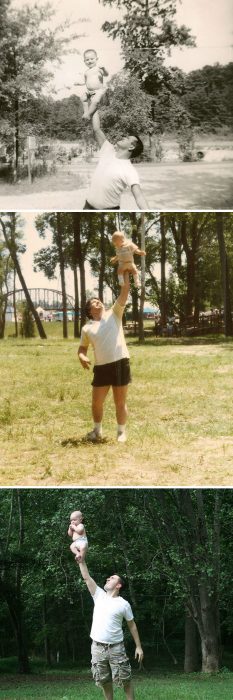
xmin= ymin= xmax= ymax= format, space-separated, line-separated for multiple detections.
xmin=12 ymin=0 xmax=233 ymax=98
xmin=17 ymin=212 xmax=99 ymax=297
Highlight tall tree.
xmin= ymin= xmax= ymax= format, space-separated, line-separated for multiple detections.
xmin=101 ymin=0 xmax=194 ymax=93
xmin=0 ymin=491 xmax=30 ymax=672
xmin=216 ymin=213 xmax=233 ymax=337
xmin=0 ymin=213 xmax=47 ymax=339
xmin=0 ymin=3 xmax=77 ymax=174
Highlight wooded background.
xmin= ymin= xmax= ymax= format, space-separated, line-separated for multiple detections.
xmin=1 ymin=489 xmax=233 ymax=676
xmin=0 ymin=211 xmax=232 ymax=340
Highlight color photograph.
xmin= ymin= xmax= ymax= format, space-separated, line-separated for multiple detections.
xmin=1 ymin=488 xmax=233 ymax=700
xmin=0 ymin=211 xmax=232 ymax=486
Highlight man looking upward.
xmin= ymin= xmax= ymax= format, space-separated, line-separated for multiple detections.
xmin=77 ymin=558 xmax=144 ymax=700
xmin=83 ymin=110 xmax=149 ymax=210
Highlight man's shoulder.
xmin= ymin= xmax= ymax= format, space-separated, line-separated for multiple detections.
xmin=99 ymin=139 xmax=115 ymax=156
xmin=93 ymin=585 xmax=106 ymax=601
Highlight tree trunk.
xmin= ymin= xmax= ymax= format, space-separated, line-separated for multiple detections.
xmin=56 ymin=213 xmax=68 ymax=339
xmin=216 ymin=213 xmax=233 ymax=336
xmin=73 ymin=265 xmax=80 ymax=338
xmin=138 ymin=213 xmax=145 ymax=343
xmin=13 ymin=267 xmax=18 ymax=337
xmin=99 ymin=214 xmax=106 ymax=302
xmin=184 ymin=608 xmax=199 ymax=672
xmin=42 ymin=582 xmax=51 ymax=666
xmin=160 ymin=212 xmax=166 ymax=326
xmin=72 ymin=213 xmax=86 ymax=329
xmin=0 ymin=298 xmax=7 ymax=339
xmin=0 ymin=215 xmax=47 ymax=339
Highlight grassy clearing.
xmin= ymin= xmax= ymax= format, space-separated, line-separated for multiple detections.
xmin=1 ymin=672 xmax=233 ymax=700
xmin=0 ymin=325 xmax=233 ymax=486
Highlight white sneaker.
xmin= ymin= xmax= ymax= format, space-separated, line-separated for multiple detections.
xmin=117 ymin=431 xmax=127 ymax=443
xmin=86 ymin=429 xmax=102 ymax=442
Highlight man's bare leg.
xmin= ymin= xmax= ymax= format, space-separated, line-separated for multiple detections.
xmin=112 ymin=385 xmax=128 ymax=442
xmin=123 ymin=680 xmax=135 ymax=699
xmin=101 ymin=682 xmax=114 ymax=700
xmin=112 ymin=385 xmax=128 ymax=425
xmin=92 ymin=385 xmax=110 ymax=423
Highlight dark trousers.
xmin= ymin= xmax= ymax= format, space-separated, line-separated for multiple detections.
xmin=83 ymin=200 xmax=120 ymax=210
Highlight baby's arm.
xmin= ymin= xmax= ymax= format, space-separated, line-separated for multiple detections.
xmin=71 ymin=522 xmax=85 ymax=534
xmin=110 ymin=255 xmax=118 ymax=264
xmin=68 ymin=525 xmax=73 ymax=537
xmin=99 ymin=66 xmax=109 ymax=77
xmin=133 ymin=245 xmax=146 ymax=257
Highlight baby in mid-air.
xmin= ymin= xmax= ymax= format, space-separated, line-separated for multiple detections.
xmin=68 ymin=510 xmax=88 ymax=562
xmin=111 ymin=231 xmax=146 ymax=288
xmin=75 ymin=49 xmax=108 ymax=120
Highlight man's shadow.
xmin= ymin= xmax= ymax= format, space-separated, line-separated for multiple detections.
xmin=61 ymin=436 xmax=109 ymax=448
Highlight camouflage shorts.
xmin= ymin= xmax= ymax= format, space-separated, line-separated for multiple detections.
xmin=91 ymin=640 xmax=132 ymax=688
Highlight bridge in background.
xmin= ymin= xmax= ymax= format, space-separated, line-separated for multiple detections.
xmin=6 ymin=288 xmax=75 ymax=310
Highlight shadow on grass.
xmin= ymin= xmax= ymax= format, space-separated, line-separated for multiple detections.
xmin=127 ymin=335 xmax=233 ymax=348
xmin=61 ymin=437 xmax=109 ymax=448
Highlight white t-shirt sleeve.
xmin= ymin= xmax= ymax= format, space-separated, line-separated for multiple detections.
xmin=123 ymin=600 xmax=134 ymax=621
xmin=112 ymin=300 xmax=125 ymax=320
xmin=92 ymin=585 xmax=106 ymax=602
xmin=99 ymin=140 xmax=115 ymax=160
xmin=124 ymin=163 xmax=140 ymax=188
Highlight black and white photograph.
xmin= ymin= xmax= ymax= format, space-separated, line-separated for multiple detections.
xmin=0 ymin=0 xmax=232 ymax=210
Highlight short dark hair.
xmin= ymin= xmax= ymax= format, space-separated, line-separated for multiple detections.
xmin=117 ymin=575 xmax=127 ymax=591
xmin=85 ymin=298 xmax=99 ymax=319
xmin=128 ymin=133 xmax=144 ymax=159
xmin=84 ymin=49 xmax=97 ymax=58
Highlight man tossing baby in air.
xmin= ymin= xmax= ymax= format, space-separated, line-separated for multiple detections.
xmin=68 ymin=510 xmax=88 ymax=562
xmin=111 ymin=231 xmax=146 ymax=288
xmin=75 ymin=49 xmax=108 ymax=120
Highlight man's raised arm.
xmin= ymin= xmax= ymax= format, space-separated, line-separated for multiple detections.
xmin=117 ymin=271 xmax=130 ymax=307
xmin=78 ymin=560 xmax=97 ymax=597
xmin=92 ymin=110 xmax=106 ymax=148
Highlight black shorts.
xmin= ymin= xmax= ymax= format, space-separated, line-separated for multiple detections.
xmin=92 ymin=358 xmax=131 ymax=387
xmin=83 ymin=200 xmax=120 ymax=211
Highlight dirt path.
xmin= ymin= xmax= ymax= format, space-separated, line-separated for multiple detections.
xmin=0 ymin=161 xmax=232 ymax=210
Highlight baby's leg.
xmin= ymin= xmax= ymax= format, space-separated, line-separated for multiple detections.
xmin=87 ymin=88 xmax=107 ymax=118
xmin=70 ymin=542 xmax=79 ymax=557
xmin=131 ymin=262 xmax=140 ymax=287
xmin=75 ymin=541 xmax=88 ymax=563
xmin=81 ymin=92 xmax=90 ymax=119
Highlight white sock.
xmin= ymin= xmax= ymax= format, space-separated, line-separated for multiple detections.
xmin=117 ymin=424 xmax=126 ymax=435
xmin=94 ymin=422 xmax=102 ymax=435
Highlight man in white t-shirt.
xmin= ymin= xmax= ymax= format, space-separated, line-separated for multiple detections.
xmin=78 ymin=272 xmax=131 ymax=443
xmin=78 ymin=558 xmax=143 ymax=700
xmin=83 ymin=111 xmax=148 ymax=210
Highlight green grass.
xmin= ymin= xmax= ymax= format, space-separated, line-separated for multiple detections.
xmin=0 ymin=325 xmax=233 ymax=486
xmin=1 ymin=672 xmax=233 ymax=700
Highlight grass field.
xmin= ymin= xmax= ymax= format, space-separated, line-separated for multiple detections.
xmin=0 ymin=325 xmax=233 ymax=487
xmin=1 ymin=671 xmax=233 ymax=700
